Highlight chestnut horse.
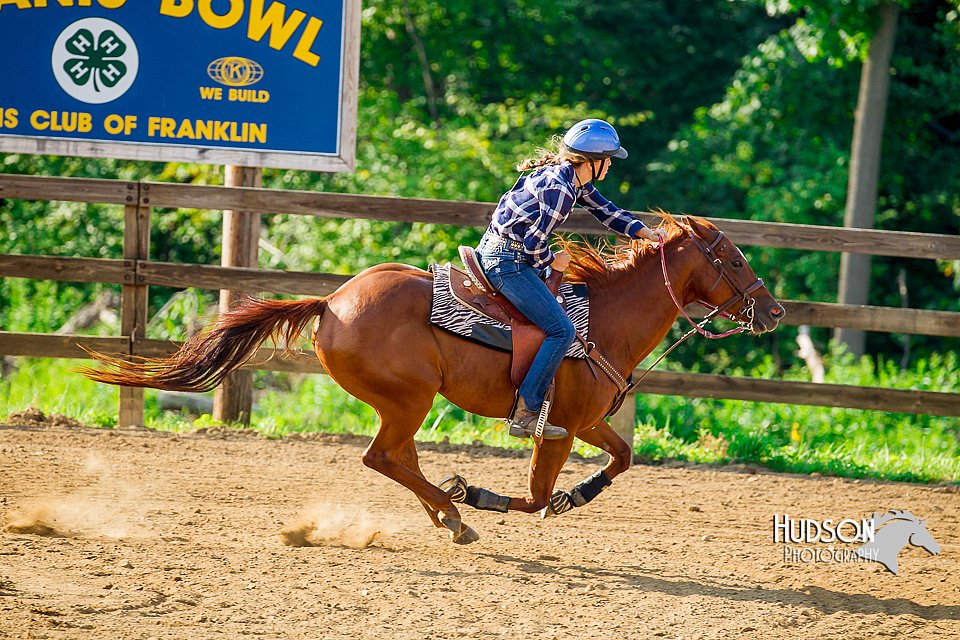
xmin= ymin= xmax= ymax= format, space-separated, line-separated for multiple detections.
xmin=82 ymin=215 xmax=784 ymax=544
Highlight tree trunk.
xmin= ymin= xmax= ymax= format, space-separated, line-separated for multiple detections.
xmin=401 ymin=0 xmax=439 ymax=123
xmin=835 ymin=2 xmax=899 ymax=356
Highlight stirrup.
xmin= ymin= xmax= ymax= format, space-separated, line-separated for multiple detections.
xmin=506 ymin=398 xmax=568 ymax=440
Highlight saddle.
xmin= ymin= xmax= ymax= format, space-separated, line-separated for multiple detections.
xmin=453 ymin=246 xmax=564 ymax=388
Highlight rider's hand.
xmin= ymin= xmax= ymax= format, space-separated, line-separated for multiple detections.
xmin=551 ymin=250 xmax=572 ymax=272
xmin=639 ymin=227 xmax=666 ymax=247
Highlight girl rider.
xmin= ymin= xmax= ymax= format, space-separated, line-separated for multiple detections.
xmin=477 ymin=119 xmax=664 ymax=440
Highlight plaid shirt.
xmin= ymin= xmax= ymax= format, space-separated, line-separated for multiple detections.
xmin=487 ymin=162 xmax=646 ymax=269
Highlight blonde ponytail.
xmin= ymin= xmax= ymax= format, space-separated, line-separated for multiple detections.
xmin=516 ymin=135 xmax=592 ymax=171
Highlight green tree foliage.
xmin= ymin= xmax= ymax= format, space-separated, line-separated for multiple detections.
xmin=0 ymin=1 xmax=955 ymax=367
xmin=761 ymin=0 xmax=908 ymax=65
xmin=351 ymin=0 xmax=777 ymax=204
xmin=645 ymin=0 xmax=960 ymax=363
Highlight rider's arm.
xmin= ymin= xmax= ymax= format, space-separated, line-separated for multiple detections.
xmin=577 ymin=183 xmax=646 ymax=238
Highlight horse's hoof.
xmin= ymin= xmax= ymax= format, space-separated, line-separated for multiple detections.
xmin=440 ymin=515 xmax=480 ymax=545
xmin=439 ymin=474 xmax=468 ymax=503
xmin=449 ymin=523 xmax=480 ymax=545
xmin=540 ymin=490 xmax=573 ymax=519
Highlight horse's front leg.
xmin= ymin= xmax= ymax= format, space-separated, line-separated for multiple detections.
xmin=576 ymin=418 xmax=633 ymax=478
xmin=539 ymin=419 xmax=631 ymax=518
xmin=440 ymin=435 xmax=574 ymax=515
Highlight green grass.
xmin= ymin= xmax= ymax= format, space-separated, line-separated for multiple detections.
xmin=0 ymin=357 xmax=121 ymax=429
xmin=633 ymin=351 xmax=960 ymax=483
xmin=2 ymin=354 xmax=958 ymax=484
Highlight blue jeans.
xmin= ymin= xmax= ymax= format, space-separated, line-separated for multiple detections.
xmin=478 ymin=246 xmax=576 ymax=411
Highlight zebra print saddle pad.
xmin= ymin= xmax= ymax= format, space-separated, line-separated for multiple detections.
xmin=428 ymin=263 xmax=590 ymax=359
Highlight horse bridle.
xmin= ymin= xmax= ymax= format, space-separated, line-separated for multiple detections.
xmin=681 ymin=226 xmax=766 ymax=336
xmin=600 ymin=224 xmax=767 ymax=411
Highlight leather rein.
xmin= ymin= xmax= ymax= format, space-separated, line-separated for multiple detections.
xmin=585 ymin=226 xmax=765 ymax=418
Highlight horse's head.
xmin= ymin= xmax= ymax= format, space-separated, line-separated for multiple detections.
xmin=871 ymin=510 xmax=941 ymax=555
xmin=909 ymin=519 xmax=941 ymax=556
xmin=679 ymin=216 xmax=784 ymax=335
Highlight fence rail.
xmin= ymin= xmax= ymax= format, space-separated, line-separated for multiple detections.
xmin=4 ymin=250 xmax=960 ymax=338
xmin=4 ymin=173 xmax=960 ymax=259
xmin=1 ymin=172 xmax=958 ymax=425
xmin=3 ymin=331 xmax=958 ymax=418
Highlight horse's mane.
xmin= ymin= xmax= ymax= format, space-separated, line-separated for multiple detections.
xmin=555 ymin=212 xmax=706 ymax=287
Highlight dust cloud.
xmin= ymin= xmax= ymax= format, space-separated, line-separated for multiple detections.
xmin=3 ymin=453 xmax=150 ymax=539
xmin=279 ymin=502 xmax=406 ymax=549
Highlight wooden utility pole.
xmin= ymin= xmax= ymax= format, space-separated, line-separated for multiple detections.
xmin=213 ymin=165 xmax=262 ymax=424
xmin=835 ymin=2 xmax=899 ymax=356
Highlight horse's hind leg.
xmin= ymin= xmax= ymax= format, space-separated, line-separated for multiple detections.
xmin=540 ymin=419 xmax=629 ymax=518
xmin=313 ymin=268 xmax=475 ymax=542
xmin=398 ymin=440 xmax=444 ymax=529
xmin=361 ymin=397 xmax=478 ymax=544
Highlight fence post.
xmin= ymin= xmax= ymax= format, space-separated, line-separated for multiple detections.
xmin=213 ymin=166 xmax=262 ymax=425
xmin=119 ymin=199 xmax=150 ymax=427
xmin=610 ymin=394 xmax=635 ymax=451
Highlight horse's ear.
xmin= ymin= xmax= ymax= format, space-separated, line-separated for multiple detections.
xmin=686 ymin=216 xmax=715 ymax=240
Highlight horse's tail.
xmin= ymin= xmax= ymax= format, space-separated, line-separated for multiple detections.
xmin=79 ymin=296 xmax=327 ymax=392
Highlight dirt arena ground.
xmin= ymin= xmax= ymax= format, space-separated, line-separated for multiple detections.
xmin=1 ymin=419 xmax=957 ymax=639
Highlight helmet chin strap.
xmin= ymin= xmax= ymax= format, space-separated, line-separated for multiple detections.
xmin=589 ymin=157 xmax=607 ymax=183
xmin=575 ymin=157 xmax=606 ymax=186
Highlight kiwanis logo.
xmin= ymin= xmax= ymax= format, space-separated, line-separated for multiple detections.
xmin=774 ymin=510 xmax=941 ymax=575
xmin=52 ymin=18 xmax=139 ymax=104
xmin=207 ymin=56 xmax=264 ymax=87
xmin=202 ymin=57 xmax=270 ymax=104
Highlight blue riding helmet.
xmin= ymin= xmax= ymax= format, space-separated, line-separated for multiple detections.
xmin=562 ymin=118 xmax=628 ymax=160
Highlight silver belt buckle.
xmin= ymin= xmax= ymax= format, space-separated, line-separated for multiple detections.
xmin=482 ymin=235 xmax=503 ymax=251
xmin=480 ymin=234 xmax=522 ymax=254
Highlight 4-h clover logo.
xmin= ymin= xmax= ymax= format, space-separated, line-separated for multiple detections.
xmin=63 ymin=27 xmax=128 ymax=92
xmin=52 ymin=18 xmax=139 ymax=105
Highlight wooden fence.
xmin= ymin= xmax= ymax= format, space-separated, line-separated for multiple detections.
xmin=2 ymin=173 xmax=959 ymax=435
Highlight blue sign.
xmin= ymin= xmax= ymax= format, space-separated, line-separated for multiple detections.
xmin=0 ymin=0 xmax=360 ymax=171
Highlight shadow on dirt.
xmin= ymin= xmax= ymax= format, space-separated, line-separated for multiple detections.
xmin=475 ymin=552 xmax=960 ymax=621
